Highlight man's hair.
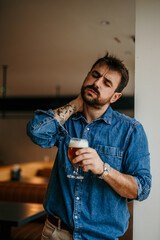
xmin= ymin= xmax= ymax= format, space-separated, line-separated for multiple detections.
xmin=90 ymin=52 xmax=129 ymax=93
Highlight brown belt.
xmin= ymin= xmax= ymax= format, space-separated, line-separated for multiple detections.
xmin=47 ymin=214 xmax=73 ymax=234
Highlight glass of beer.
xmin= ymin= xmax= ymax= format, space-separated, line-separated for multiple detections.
xmin=67 ymin=138 xmax=88 ymax=179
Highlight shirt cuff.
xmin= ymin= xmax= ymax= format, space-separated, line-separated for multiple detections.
xmin=133 ymin=176 xmax=151 ymax=201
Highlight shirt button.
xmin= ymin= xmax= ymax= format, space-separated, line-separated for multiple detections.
xmin=87 ymin=127 xmax=90 ymax=131
xmin=75 ymin=216 xmax=78 ymax=219
xmin=76 ymin=197 xmax=80 ymax=200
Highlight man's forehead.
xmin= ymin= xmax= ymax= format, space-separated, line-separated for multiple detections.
xmin=92 ymin=63 xmax=113 ymax=76
xmin=92 ymin=62 xmax=121 ymax=85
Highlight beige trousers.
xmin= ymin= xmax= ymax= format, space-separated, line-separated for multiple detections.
xmin=41 ymin=218 xmax=73 ymax=240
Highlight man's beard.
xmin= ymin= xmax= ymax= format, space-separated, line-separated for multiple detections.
xmin=81 ymin=84 xmax=110 ymax=109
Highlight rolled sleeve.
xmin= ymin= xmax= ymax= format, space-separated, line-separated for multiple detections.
xmin=123 ymin=123 xmax=152 ymax=201
xmin=26 ymin=109 xmax=68 ymax=148
xmin=134 ymin=174 xmax=151 ymax=201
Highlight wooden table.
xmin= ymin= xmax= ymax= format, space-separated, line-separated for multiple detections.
xmin=0 ymin=201 xmax=46 ymax=240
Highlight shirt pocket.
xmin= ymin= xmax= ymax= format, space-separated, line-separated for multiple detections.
xmin=94 ymin=144 xmax=123 ymax=171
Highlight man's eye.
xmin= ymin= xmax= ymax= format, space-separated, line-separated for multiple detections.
xmin=91 ymin=72 xmax=99 ymax=78
xmin=104 ymin=81 xmax=110 ymax=87
xmin=92 ymin=74 xmax=98 ymax=78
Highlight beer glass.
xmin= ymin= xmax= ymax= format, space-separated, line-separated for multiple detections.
xmin=67 ymin=138 xmax=88 ymax=179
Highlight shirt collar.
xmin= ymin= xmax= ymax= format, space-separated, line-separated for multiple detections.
xmin=71 ymin=105 xmax=113 ymax=125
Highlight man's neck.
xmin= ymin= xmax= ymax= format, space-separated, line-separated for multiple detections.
xmin=83 ymin=103 xmax=109 ymax=123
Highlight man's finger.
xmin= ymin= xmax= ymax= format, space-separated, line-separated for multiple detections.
xmin=75 ymin=147 xmax=92 ymax=155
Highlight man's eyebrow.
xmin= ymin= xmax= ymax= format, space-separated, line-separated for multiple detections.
xmin=91 ymin=70 xmax=101 ymax=76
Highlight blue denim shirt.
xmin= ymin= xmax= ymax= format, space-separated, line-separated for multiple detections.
xmin=27 ymin=106 xmax=151 ymax=240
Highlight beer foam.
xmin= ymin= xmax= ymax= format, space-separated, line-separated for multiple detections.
xmin=69 ymin=139 xmax=88 ymax=148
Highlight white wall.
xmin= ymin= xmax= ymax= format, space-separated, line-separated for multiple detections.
xmin=134 ymin=0 xmax=160 ymax=239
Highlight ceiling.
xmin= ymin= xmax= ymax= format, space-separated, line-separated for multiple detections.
xmin=0 ymin=0 xmax=135 ymax=96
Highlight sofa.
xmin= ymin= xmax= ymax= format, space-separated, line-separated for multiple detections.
xmin=0 ymin=181 xmax=47 ymax=203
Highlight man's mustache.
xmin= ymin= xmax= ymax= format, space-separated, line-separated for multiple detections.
xmin=85 ymin=85 xmax=100 ymax=96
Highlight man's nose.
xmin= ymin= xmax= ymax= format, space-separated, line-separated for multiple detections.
xmin=93 ymin=76 xmax=103 ymax=87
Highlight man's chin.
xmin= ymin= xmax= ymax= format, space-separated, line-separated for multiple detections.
xmin=81 ymin=88 xmax=101 ymax=108
xmin=82 ymin=96 xmax=101 ymax=109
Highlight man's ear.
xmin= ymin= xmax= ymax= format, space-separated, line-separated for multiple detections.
xmin=110 ymin=92 xmax=122 ymax=104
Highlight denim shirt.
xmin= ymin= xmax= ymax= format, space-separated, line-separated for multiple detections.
xmin=27 ymin=106 xmax=151 ymax=240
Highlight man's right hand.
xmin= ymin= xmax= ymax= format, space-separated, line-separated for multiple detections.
xmin=53 ymin=93 xmax=84 ymax=126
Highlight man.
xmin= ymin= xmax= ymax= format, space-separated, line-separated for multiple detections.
xmin=27 ymin=52 xmax=151 ymax=240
